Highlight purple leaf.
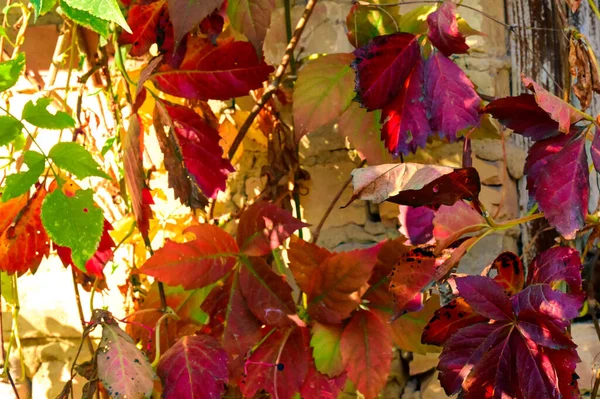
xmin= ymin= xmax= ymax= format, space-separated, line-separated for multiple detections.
xmin=424 ymin=52 xmax=481 ymax=141
xmin=398 ymin=205 xmax=435 ymax=245
xmin=454 ymin=276 xmax=513 ymax=320
xmin=592 ymin=127 xmax=600 ymax=173
xmin=157 ymin=335 xmax=228 ymax=399
xmin=352 ymin=32 xmax=420 ymax=111
xmin=527 ymin=247 xmax=583 ymax=296
xmin=514 ymin=334 xmax=560 ymax=399
xmin=427 ymin=0 xmax=469 ymax=56
xmin=512 ymin=285 xmax=582 ymax=325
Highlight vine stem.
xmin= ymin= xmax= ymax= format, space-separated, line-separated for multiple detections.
xmin=71 ymin=270 xmax=95 ymax=354
xmin=312 ymin=159 xmax=366 ymax=243
xmin=150 ymin=309 xmax=179 ymax=368
xmin=228 ymin=0 xmax=319 ymax=160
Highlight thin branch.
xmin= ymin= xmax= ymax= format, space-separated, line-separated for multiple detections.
xmin=228 ymin=0 xmax=319 ymax=160
xmin=312 ymin=159 xmax=366 ymax=243
xmin=71 ymin=270 xmax=95 ymax=354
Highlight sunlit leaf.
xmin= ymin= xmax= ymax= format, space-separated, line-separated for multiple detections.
xmin=22 ymin=98 xmax=75 ymax=130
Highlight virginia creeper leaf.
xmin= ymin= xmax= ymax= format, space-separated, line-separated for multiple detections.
xmin=398 ymin=205 xmax=435 ymax=245
xmin=0 ymin=115 xmax=23 ymax=147
xmin=41 ymin=185 xmax=103 ymax=270
xmin=421 ymin=297 xmax=487 ymax=346
xmin=161 ymin=102 xmax=233 ymax=198
xmin=49 ymin=142 xmax=110 ymax=180
xmin=380 ymin=56 xmax=432 ymax=156
xmin=346 ymin=3 xmax=398 ymax=48
xmin=0 ymin=187 xmax=50 ymax=275
xmin=0 ymin=53 xmax=25 ymax=92
xmin=236 ymin=201 xmax=307 ymax=256
xmin=432 ymin=201 xmax=485 ymax=250
xmin=139 ymin=224 xmax=238 ymax=290
xmin=97 ymin=322 xmax=156 ymax=399
xmin=56 ymin=219 xmax=115 ymax=275
xmin=424 ymin=52 xmax=481 ymax=141
xmin=352 ymin=32 xmax=420 ymax=111
xmin=526 ymin=133 xmax=588 ymax=239
xmin=293 ymin=53 xmax=355 ymax=140
xmin=59 ymin=0 xmax=110 ymax=37
xmin=490 ymin=252 xmax=525 ymax=295
xmin=347 ymin=163 xmax=480 ymax=207
xmin=239 ymin=256 xmax=297 ymax=326
xmin=426 ymin=0 xmax=469 ymax=56
xmin=522 ymin=75 xmax=588 ymax=133
xmin=481 ymin=94 xmax=559 ymax=140
xmin=287 ymin=237 xmax=331 ymax=294
xmin=454 ymin=276 xmax=513 ymax=320
xmin=157 ymin=335 xmax=228 ymax=399
xmin=227 ymin=0 xmax=275 ymax=52
xmin=240 ymin=327 xmax=310 ymax=399
xmin=592 ymin=127 xmax=600 ymax=173
xmin=123 ymin=115 xmax=153 ymax=237
xmin=151 ymin=36 xmax=274 ymax=100
xmin=398 ymin=5 xmax=436 ymax=34
xmin=390 ymin=295 xmax=442 ymax=354
xmin=341 ymin=310 xmax=393 ymax=399
xmin=1 ymin=151 xmax=45 ymax=202
xmin=31 ymin=0 xmax=56 ymax=19
xmin=300 ymin=364 xmax=347 ymax=399
xmin=22 ymin=98 xmax=75 ymax=130
xmin=167 ymin=0 xmax=224 ymax=44
xmin=61 ymin=0 xmax=131 ymax=33
xmin=119 ymin=0 xmax=168 ymax=57
xmin=526 ymin=246 xmax=583 ymax=296
xmin=310 ymin=323 xmax=344 ymax=377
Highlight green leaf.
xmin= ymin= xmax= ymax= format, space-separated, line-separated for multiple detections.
xmin=59 ymin=0 xmax=110 ymax=37
xmin=0 ymin=53 xmax=25 ymax=92
xmin=2 ymin=151 xmax=45 ymax=202
xmin=310 ymin=323 xmax=345 ymax=377
xmin=0 ymin=115 xmax=24 ymax=147
xmin=49 ymin=142 xmax=110 ymax=179
xmin=346 ymin=4 xmax=399 ymax=48
xmin=398 ymin=5 xmax=435 ymax=34
xmin=61 ymin=0 xmax=131 ymax=33
xmin=41 ymin=188 xmax=104 ymax=270
xmin=22 ymin=98 xmax=75 ymax=130
xmin=0 ymin=272 xmax=15 ymax=305
xmin=31 ymin=0 xmax=57 ymax=19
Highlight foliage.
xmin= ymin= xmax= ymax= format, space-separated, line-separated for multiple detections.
xmin=0 ymin=0 xmax=598 ymax=398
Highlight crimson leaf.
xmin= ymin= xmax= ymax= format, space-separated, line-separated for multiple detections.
xmin=427 ymin=0 xmax=469 ymax=56
xmin=167 ymin=0 xmax=224 ymax=44
xmin=120 ymin=1 xmax=168 ymax=57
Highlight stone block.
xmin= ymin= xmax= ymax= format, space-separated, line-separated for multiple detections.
xmin=472 ymin=139 xmax=525 ymax=180
xmin=31 ymin=360 xmax=88 ymax=399
xmin=410 ymin=353 xmax=439 ymax=376
xmin=473 ymin=157 xmax=503 ymax=185
xmin=572 ymin=322 xmax=600 ymax=392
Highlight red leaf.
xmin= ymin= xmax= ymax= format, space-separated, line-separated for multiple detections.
xmin=481 ymin=94 xmax=559 ymax=140
xmin=120 ymin=1 xmax=168 ymax=57
xmin=389 ymin=247 xmax=440 ymax=311
xmin=167 ymin=0 xmax=224 ymax=44
xmin=490 ymin=252 xmax=525 ymax=295
xmin=56 ymin=219 xmax=115 ymax=277
xmin=240 ymin=327 xmax=310 ymax=399
xmin=161 ymin=102 xmax=233 ymax=198
xmin=522 ymin=75 xmax=588 ymax=133
xmin=454 ymin=276 xmax=513 ymax=320
xmin=399 ymin=205 xmax=435 ymax=246
xmin=516 ymin=311 xmax=576 ymax=350
xmin=239 ymin=256 xmax=298 ymax=326
xmin=237 ymin=201 xmax=308 ymax=256
xmin=390 ymin=295 xmax=443 ymax=354
xmin=424 ymin=52 xmax=481 ymax=141
xmin=228 ymin=0 xmax=276 ymax=52
xmin=514 ymin=334 xmax=560 ymax=398
xmin=380 ymin=57 xmax=432 ymax=155
xmin=352 ymin=32 xmax=420 ymax=111
xmin=123 ymin=115 xmax=153 ymax=238
xmin=512 ymin=284 xmax=582 ymax=325
xmin=348 ymin=163 xmax=481 ymax=207
xmin=526 ymin=133 xmax=588 ymax=239
xmin=152 ymin=36 xmax=274 ymax=100
xmin=0 ymin=187 xmax=50 ymax=275
xmin=139 ymin=224 xmax=239 ymax=289
xmin=427 ymin=1 xmax=469 ymax=56
xmin=341 ymin=310 xmax=393 ymax=399
xmin=157 ymin=335 xmax=228 ymax=399
xmin=592 ymin=127 xmax=600 ymax=173
xmin=288 ymin=237 xmax=331 ymax=294
xmin=432 ymin=201 xmax=485 ymax=250
xmin=421 ymin=297 xmax=488 ymax=346
xmin=526 ymin=246 xmax=583 ymax=296
xmin=300 ymin=363 xmax=346 ymax=399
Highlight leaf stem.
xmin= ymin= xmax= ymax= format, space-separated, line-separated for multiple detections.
xmin=228 ymin=0 xmax=320 ymax=160
xmin=150 ymin=308 xmax=179 ymax=368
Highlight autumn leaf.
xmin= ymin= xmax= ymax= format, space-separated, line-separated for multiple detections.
xmin=390 ymin=295 xmax=442 ymax=354
xmin=421 ymin=297 xmax=487 ymax=346
xmin=310 ymin=323 xmax=344 ymax=377
xmin=427 ymin=0 xmax=469 ymax=56
xmin=236 ymin=201 xmax=307 ymax=256
xmin=97 ymin=322 xmax=156 ymax=399
xmin=425 ymin=52 xmax=481 ymax=141
xmin=287 ymin=237 xmax=331 ymax=294
xmin=341 ymin=310 xmax=393 ymax=399
xmin=139 ymin=224 xmax=238 ymax=289
xmin=293 ymin=53 xmax=355 ymax=140
xmin=0 ymin=187 xmax=49 ymax=275
xmin=120 ymin=0 xmax=168 ymax=57
xmin=481 ymin=93 xmax=560 ymax=140
xmin=522 ymin=75 xmax=589 ymax=133
xmin=346 ymin=3 xmax=398 ymax=48
xmin=240 ymin=327 xmax=310 ymax=399
xmin=300 ymin=363 xmax=347 ymax=399
xmin=491 ymin=252 xmax=525 ymax=295
xmin=398 ymin=205 xmax=435 ymax=245
xmin=347 ymin=163 xmax=481 ymax=207
xmin=432 ymin=201 xmax=485 ymax=250
xmin=151 ymin=36 xmax=274 ymax=101
xmin=159 ymin=101 xmax=233 ymax=199
xmin=352 ymin=32 xmax=420 ymax=111
xmin=167 ymin=0 xmax=224 ymax=44
xmin=380 ymin=57 xmax=432 ymax=156
xmin=228 ymin=0 xmax=275 ymax=52
xmin=592 ymin=127 xmax=600 ymax=173
xmin=157 ymin=335 xmax=228 ymax=399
